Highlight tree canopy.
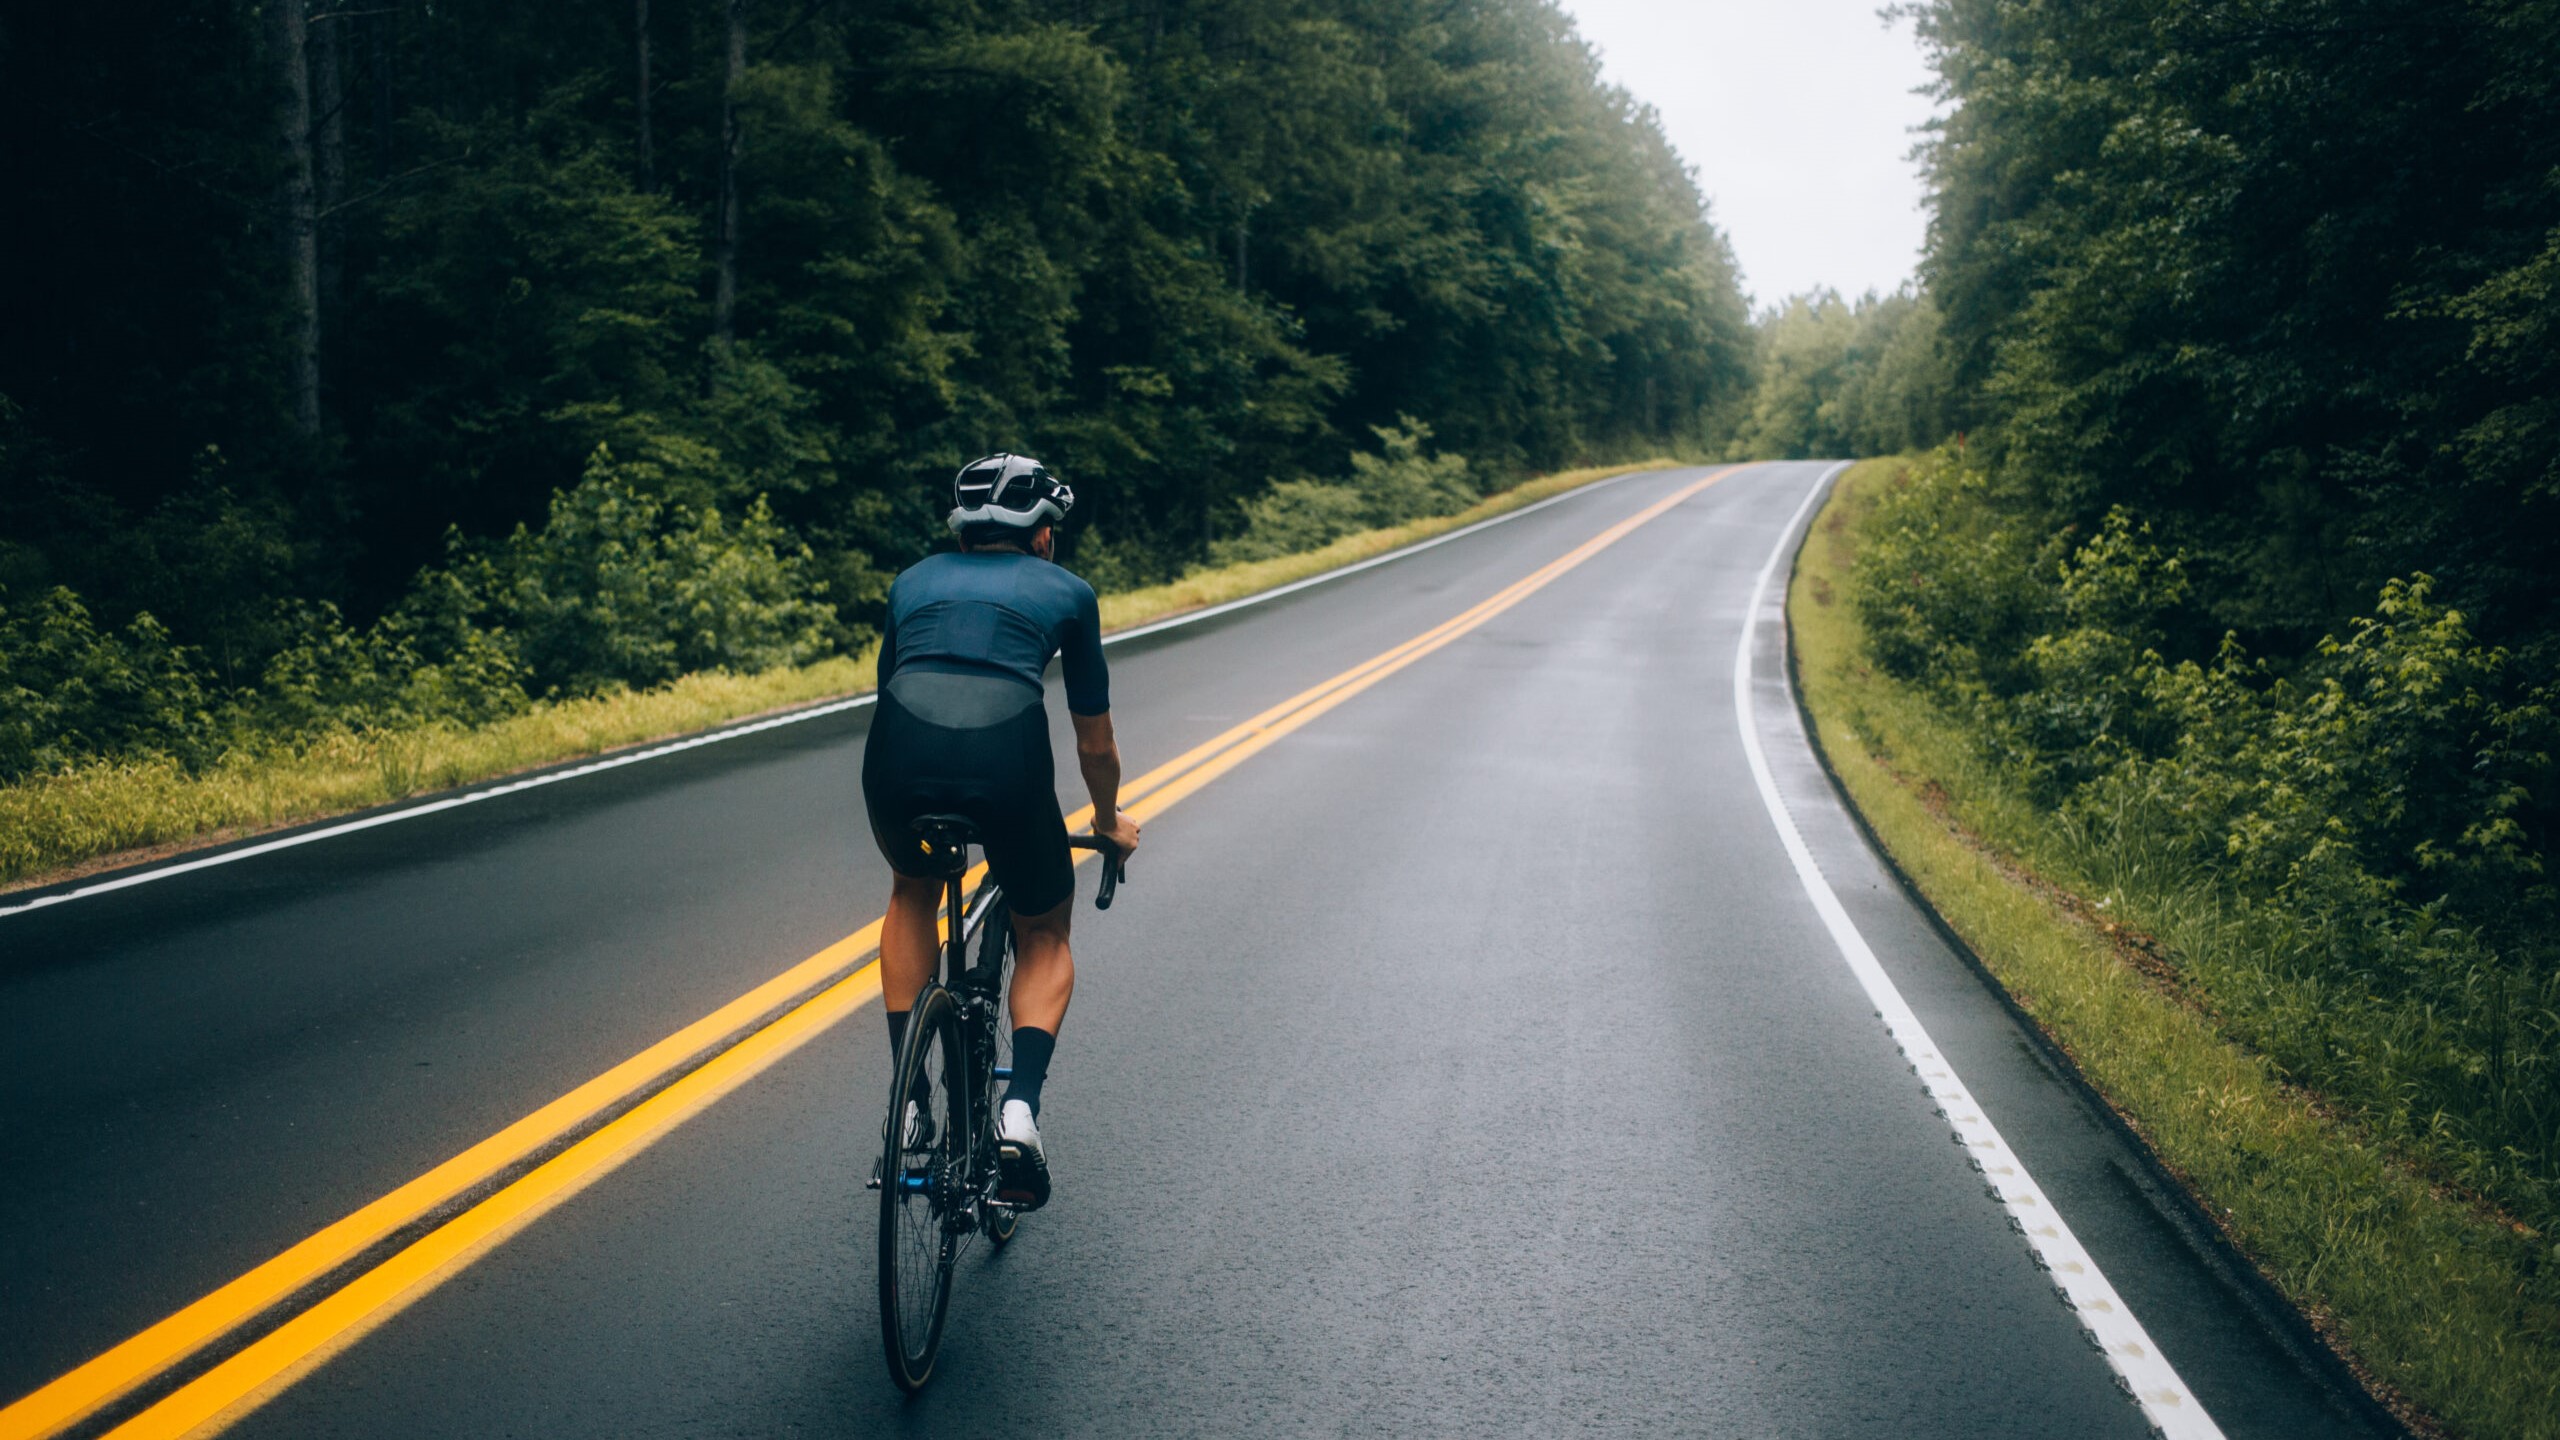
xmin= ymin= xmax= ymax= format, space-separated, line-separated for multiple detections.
xmin=1913 ymin=0 xmax=2560 ymax=657
xmin=0 ymin=0 xmax=1751 ymax=739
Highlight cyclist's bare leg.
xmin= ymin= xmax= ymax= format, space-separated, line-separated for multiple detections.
xmin=880 ymin=870 xmax=943 ymax=1017
xmin=1007 ymin=895 xmax=1074 ymax=1033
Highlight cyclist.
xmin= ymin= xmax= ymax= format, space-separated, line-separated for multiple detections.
xmin=862 ymin=453 xmax=1140 ymax=1211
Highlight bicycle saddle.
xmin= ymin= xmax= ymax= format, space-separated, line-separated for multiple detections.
xmin=907 ymin=813 xmax=979 ymax=874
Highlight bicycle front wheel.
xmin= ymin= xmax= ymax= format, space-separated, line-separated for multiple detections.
xmin=878 ymin=983 xmax=965 ymax=1390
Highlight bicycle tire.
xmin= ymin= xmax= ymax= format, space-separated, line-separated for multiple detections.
xmin=973 ymin=902 xmax=1020 ymax=1248
xmin=878 ymin=982 xmax=965 ymax=1390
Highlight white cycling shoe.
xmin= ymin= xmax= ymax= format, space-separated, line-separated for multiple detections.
xmin=994 ymin=1099 xmax=1052 ymax=1210
xmin=889 ymin=1097 xmax=935 ymax=1150
xmin=870 ymin=1098 xmax=936 ymax=1192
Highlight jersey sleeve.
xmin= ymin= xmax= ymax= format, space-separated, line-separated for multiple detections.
xmin=1060 ymin=576 xmax=1110 ymax=716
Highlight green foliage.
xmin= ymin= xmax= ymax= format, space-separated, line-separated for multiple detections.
xmin=470 ymin=449 xmax=838 ymax=696
xmin=1209 ymin=482 xmax=1374 ymax=568
xmin=0 ymin=589 xmax=212 ymax=780
xmin=1911 ymin=0 xmax=2560 ymax=650
xmin=1209 ymin=420 xmax=1474 ymax=565
xmin=1347 ymin=419 xmax=1478 ymax=523
xmin=2015 ymin=511 xmax=2191 ymax=779
xmin=1854 ymin=451 xmax=2560 ymax=1234
xmin=0 ymin=447 xmax=842 ymax=782
xmin=254 ymin=597 xmax=527 ymax=741
xmin=1851 ymin=454 xmax=2051 ymax=708
xmin=1729 ymin=288 xmax=1954 ymax=460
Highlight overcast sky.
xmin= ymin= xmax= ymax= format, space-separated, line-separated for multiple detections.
xmin=1560 ymin=1 xmax=1942 ymax=310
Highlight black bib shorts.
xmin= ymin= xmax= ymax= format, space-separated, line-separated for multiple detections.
xmin=860 ymin=669 xmax=1076 ymax=916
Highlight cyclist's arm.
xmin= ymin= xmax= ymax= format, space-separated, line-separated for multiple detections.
xmin=1072 ymin=710 xmax=1137 ymax=853
xmin=1058 ymin=579 xmax=1108 ymax=717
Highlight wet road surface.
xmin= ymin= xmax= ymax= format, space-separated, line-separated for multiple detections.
xmin=2 ymin=463 xmax=2393 ymax=1437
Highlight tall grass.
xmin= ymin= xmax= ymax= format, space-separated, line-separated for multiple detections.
xmin=1794 ymin=458 xmax=2559 ymax=1440
xmin=2 ymin=458 xmax=1683 ymax=891
xmin=0 ymin=659 xmax=874 ymax=885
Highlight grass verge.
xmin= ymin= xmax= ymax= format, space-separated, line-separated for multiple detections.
xmin=1791 ymin=458 xmax=2558 ymax=1440
xmin=2 ymin=456 xmax=1685 ymax=894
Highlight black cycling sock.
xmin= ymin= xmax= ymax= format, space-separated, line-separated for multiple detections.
xmin=1005 ymin=1027 xmax=1056 ymax=1118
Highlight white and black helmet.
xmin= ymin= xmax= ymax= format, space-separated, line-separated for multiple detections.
xmin=948 ymin=452 xmax=1074 ymax=534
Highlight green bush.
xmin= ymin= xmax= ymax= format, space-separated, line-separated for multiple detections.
xmin=1209 ymin=420 xmax=1474 ymax=567
xmin=1853 ymin=449 xmax=2560 ymax=1232
xmin=2015 ymin=511 xmax=2192 ymax=783
xmin=2 ymin=446 xmax=841 ymax=784
xmin=1851 ymin=454 xmax=2053 ymax=727
xmin=254 ymin=593 xmax=527 ymax=741
xmin=0 ymin=587 xmax=212 ymax=780
xmin=468 ymin=449 xmax=838 ymax=697
xmin=1344 ymin=419 xmax=1476 ymax=526
xmin=1207 ymin=481 xmax=1371 ymax=567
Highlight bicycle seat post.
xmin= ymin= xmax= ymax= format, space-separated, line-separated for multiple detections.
xmin=907 ymin=814 xmax=980 ymax=987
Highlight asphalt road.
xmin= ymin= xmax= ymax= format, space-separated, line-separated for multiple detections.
xmin=2 ymin=462 xmax=2395 ymax=1437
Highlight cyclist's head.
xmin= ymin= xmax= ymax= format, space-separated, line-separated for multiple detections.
xmin=949 ymin=452 xmax=1073 ymax=549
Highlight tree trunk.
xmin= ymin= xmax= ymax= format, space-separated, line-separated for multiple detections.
xmin=314 ymin=9 xmax=346 ymax=350
xmin=635 ymin=0 xmax=654 ymax=190
xmin=711 ymin=0 xmax=745 ymax=348
xmin=372 ymin=3 xmax=393 ymax=175
xmin=270 ymin=0 xmax=320 ymax=439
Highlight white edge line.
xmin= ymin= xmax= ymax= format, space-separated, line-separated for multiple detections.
xmin=1734 ymin=461 xmax=2224 ymax=1440
xmin=2 ymin=463 xmax=1685 ymax=920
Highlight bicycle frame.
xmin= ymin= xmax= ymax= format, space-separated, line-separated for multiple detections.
xmin=903 ymin=826 xmax=1120 ymax=1208
xmin=877 ymin=821 xmax=1125 ymax=1389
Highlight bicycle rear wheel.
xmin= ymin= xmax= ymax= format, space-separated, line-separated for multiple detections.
xmin=878 ymin=983 xmax=965 ymax=1390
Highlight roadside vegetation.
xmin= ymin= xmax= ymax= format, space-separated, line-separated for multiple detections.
xmin=1798 ymin=458 xmax=2557 ymax=1439
xmin=0 ymin=454 xmax=1672 ymax=888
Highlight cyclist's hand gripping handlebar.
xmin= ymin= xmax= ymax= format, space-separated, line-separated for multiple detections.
xmin=1068 ymin=833 xmax=1128 ymax=910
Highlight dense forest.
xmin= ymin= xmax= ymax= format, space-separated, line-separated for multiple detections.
xmin=0 ymin=0 xmax=1750 ymax=777
xmin=1763 ymin=0 xmax=2560 ymax=1243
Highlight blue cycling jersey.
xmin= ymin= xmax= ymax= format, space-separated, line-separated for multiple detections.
xmin=877 ymin=551 xmax=1110 ymax=716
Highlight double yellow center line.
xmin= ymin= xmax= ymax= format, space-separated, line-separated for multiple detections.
xmin=5 ymin=464 xmax=1737 ymax=1440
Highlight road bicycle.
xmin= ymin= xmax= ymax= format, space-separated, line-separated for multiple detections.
xmin=870 ymin=816 xmax=1125 ymax=1391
